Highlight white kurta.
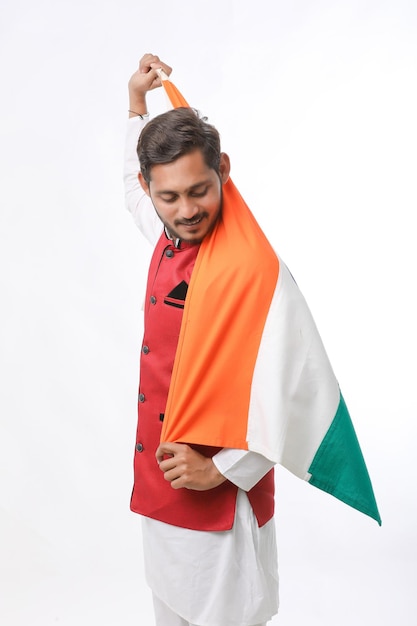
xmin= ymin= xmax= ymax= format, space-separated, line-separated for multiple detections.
xmin=124 ymin=116 xmax=279 ymax=625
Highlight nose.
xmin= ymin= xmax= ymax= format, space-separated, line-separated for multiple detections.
xmin=178 ymin=198 xmax=199 ymax=219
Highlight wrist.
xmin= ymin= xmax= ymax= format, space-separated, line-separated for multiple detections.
xmin=128 ymin=95 xmax=148 ymax=118
xmin=208 ymin=458 xmax=227 ymax=487
xmin=128 ymin=110 xmax=150 ymax=119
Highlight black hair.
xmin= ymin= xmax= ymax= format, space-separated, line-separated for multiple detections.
xmin=137 ymin=107 xmax=221 ymax=184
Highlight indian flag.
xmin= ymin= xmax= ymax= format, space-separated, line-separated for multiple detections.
xmin=158 ymin=71 xmax=381 ymax=525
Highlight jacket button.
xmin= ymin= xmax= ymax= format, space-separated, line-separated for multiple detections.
xmin=142 ymin=345 xmax=150 ymax=354
xmin=138 ymin=393 xmax=145 ymax=403
xmin=150 ymin=295 xmax=157 ymax=304
xmin=135 ymin=442 xmax=144 ymax=452
xmin=165 ymin=249 xmax=174 ymax=258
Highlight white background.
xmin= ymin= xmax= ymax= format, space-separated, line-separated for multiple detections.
xmin=1 ymin=0 xmax=416 ymax=624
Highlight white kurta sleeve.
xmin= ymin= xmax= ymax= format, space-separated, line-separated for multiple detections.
xmin=212 ymin=448 xmax=275 ymax=492
xmin=123 ymin=116 xmax=163 ymax=246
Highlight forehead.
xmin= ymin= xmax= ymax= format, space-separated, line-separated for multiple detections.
xmin=149 ymin=150 xmax=216 ymax=192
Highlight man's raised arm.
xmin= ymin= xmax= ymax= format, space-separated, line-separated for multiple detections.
xmin=123 ymin=54 xmax=172 ymax=245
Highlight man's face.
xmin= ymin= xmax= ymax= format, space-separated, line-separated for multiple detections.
xmin=139 ymin=149 xmax=230 ymax=244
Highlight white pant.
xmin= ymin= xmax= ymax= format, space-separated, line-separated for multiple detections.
xmin=144 ymin=492 xmax=278 ymax=625
xmin=152 ymin=594 xmax=267 ymax=626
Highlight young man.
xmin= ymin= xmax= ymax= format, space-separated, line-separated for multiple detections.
xmin=124 ymin=54 xmax=278 ymax=626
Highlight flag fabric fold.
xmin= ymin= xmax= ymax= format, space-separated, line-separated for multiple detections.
xmin=158 ymin=74 xmax=381 ymax=525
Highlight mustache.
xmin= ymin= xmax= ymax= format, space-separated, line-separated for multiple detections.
xmin=174 ymin=212 xmax=208 ymax=226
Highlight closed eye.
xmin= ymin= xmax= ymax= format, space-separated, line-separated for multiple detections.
xmin=190 ymin=187 xmax=208 ymax=198
xmin=190 ymin=185 xmax=209 ymax=198
xmin=160 ymin=194 xmax=178 ymax=203
xmin=156 ymin=183 xmax=210 ymax=203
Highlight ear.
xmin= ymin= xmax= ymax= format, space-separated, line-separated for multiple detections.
xmin=138 ymin=172 xmax=151 ymax=196
xmin=219 ymin=152 xmax=231 ymax=184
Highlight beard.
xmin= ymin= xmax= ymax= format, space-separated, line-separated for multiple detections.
xmin=152 ymin=191 xmax=223 ymax=245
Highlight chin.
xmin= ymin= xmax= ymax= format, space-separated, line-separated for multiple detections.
xmin=183 ymin=222 xmax=218 ymax=244
xmin=177 ymin=227 xmax=207 ymax=244
xmin=181 ymin=234 xmax=205 ymax=245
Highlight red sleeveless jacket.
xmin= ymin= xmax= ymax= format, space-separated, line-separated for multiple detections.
xmin=130 ymin=232 xmax=274 ymax=530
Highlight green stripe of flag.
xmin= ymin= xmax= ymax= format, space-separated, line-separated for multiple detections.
xmin=308 ymin=393 xmax=382 ymax=525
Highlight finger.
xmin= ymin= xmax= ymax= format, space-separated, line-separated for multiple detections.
xmin=162 ymin=467 xmax=183 ymax=485
xmin=147 ymin=69 xmax=162 ymax=89
xmin=169 ymin=477 xmax=184 ymax=490
xmin=139 ymin=53 xmax=159 ymax=73
xmin=158 ymin=456 xmax=177 ymax=473
xmin=150 ymin=61 xmax=172 ymax=77
xmin=139 ymin=53 xmax=171 ymax=76
xmin=156 ymin=441 xmax=178 ymax=463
